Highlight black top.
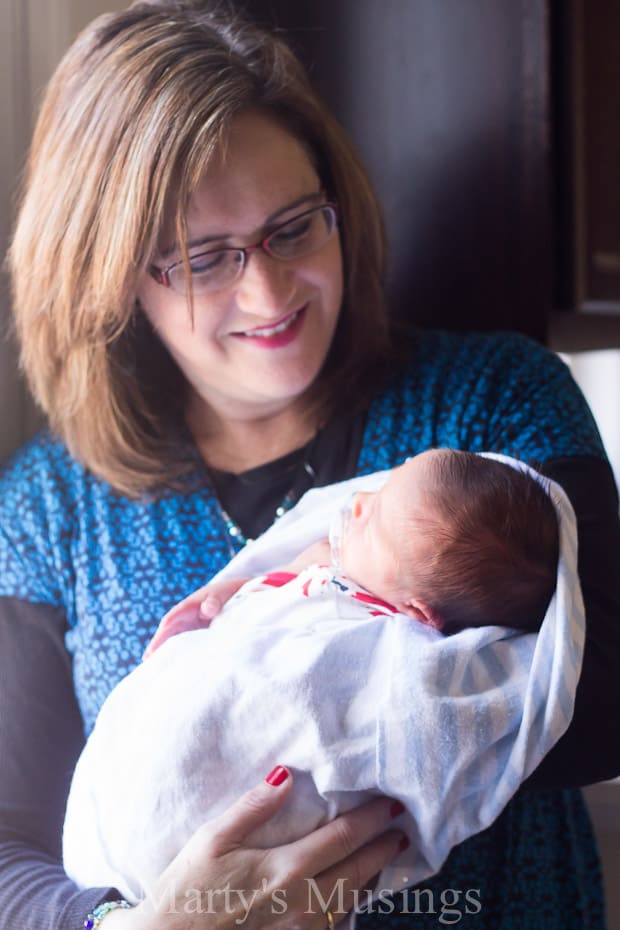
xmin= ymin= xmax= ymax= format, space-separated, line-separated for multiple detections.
xmin=207 ymin=410 xmax=366 ymax=540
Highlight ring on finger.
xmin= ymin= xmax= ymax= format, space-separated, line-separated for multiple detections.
xmin=325 ymin=909 xmax=335 ymax=930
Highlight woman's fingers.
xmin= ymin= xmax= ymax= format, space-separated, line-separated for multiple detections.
xmin=262 ymin=796 xmax=407 ymax=925
xmin=286 ymin=799 xmax=407 ymax=925
xmin=204 ymin=776 xmax=406 ymax=878
xmin=144 ymin=777 xmax=406 ymax=930
xmin=205 ymin=766 xmax=294 ymax=850
xmin=311 ymin=827 xmax=407 ymax=919
xmin=286 ymin=796 xmax=405 ymax=877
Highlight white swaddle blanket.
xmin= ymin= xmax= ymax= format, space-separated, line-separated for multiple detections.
xmin=63 ymin=454 xmax=585 ymax=905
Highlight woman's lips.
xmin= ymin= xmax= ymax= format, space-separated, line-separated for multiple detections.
xmin=232 ymin=305 xmax=306 ymax=348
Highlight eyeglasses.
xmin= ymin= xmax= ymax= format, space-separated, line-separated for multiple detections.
xmin=148 ymin=202 xmax=338 ymax=296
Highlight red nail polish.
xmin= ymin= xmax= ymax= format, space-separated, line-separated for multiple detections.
xmin=265 ymin=765 xmax=289 ymax=786
xmin=390 ymin=800 xmax=405 ymax=818
xmin=399 ymin=835 xmax=410 ymax=852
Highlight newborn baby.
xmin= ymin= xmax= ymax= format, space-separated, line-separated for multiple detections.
xmin=63 ymin=450 xmax=582 ymax=906
xmin=147 ymin=447 xmax=559 ymax=656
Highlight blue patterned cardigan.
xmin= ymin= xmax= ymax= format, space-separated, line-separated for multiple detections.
xmin=0 ymin=330 xmax=610 ymax=929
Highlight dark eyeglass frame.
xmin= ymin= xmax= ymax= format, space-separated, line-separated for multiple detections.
xmin=148 ymin=202 xmax=338 ymax=291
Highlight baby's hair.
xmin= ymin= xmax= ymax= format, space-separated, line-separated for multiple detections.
xmin=409 ymin=450 xmax=559 ymax=633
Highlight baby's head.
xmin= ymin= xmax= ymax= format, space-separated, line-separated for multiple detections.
xmin=339 ymin=449 xmax=559 ymax=634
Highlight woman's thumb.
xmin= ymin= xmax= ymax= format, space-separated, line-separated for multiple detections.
xmin=211 ymin=766 xmax=293 ymax=848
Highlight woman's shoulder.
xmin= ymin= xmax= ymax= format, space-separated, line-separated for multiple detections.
xmin=0 ymin=430 xmax=102 ymax=567
xmin=2 ymin=427 xmax=77 ymax=470
xmin=363 ymin=327 xmax=604 ymax=466
xmin=378 ymin=327 xmax=552 ymax=408
xmin=404 ymin=327 xmax=551 ymax=375
xmin=389 ymin=326 xmax=577 ymax=403
xmin=0 ymin=429 xmax=87 ymax=507
xmin=0 ymin=431 xmax=85 ymax=604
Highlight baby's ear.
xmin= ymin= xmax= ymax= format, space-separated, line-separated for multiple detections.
xmin=396 ymin=598 xmax=443 ymax=631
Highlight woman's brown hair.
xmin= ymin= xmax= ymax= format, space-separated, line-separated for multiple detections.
xmin=9 ymin=0 xmax=391 ymax=496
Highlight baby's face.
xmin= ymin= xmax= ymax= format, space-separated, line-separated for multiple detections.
xmin=340 ymin=451 xmax=439 ymax=606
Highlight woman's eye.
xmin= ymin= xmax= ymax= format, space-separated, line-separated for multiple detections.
xmin=189 ymin=250 xmax=228 ymax=275
xmin=271 ymin=217 xmax=312 ymax=244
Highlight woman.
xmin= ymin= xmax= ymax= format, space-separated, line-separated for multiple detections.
xmin=1 ymin=2 xmax=619 ymax=928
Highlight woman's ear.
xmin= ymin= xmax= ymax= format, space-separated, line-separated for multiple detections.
xmin=396 ymin=598 xmax=443 ymax=630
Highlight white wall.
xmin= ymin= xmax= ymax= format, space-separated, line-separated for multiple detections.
xmin=561 ymin=350 xmax=620 ymax=492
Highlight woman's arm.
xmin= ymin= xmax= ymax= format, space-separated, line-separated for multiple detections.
xmin=470 ymin=332 xmax=620 ymax=788
xmin=0 ymin=597 xmax=406 ymax=930
xmin=0 ymin=597 xmax=123 ymax=930
xmin=101 ymin=771 xmax=405 ymax=930
xmin=526 ymin=455 xmax=620 ymax=788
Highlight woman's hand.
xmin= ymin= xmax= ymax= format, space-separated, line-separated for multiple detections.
xmin=101 ymin=767 xmax=407 ymax=929
xmin=143 ymin=577 xmax=249 ymax=659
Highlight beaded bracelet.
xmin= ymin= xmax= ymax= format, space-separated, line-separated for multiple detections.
xmin=84 ymin=899 xmax=131 ymax=929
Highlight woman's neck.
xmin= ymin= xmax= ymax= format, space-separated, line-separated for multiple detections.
xmin=185 ymin=394 xmax=320 ymax=474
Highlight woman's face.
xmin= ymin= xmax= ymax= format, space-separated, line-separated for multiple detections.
xmin=136 ymin=111 xmax=343 ymax=424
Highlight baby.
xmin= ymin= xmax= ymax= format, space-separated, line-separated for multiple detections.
xmin=146 ymin=447 xmax=559 ymax=656
xmin=64 ymin=450 xmax=576 ymax=906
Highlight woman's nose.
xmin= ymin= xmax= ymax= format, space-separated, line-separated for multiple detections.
xmin=234 ymin=250 xmax=296 ymax=316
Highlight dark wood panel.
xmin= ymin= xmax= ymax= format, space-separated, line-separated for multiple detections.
xmin=579 ymin=0 xmax=620 ymax=307
xmin=245 ymin=0 xmax=553 ymax=340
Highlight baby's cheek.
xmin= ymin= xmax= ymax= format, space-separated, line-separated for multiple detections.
xmin=339 ymin=537 xmax=357 ymax=576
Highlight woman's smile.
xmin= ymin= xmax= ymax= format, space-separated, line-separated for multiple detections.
xmin=230 ymin=304 xmax=307 ymax=345
xmin=137 ymin=111 xmax=343 ymax=422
